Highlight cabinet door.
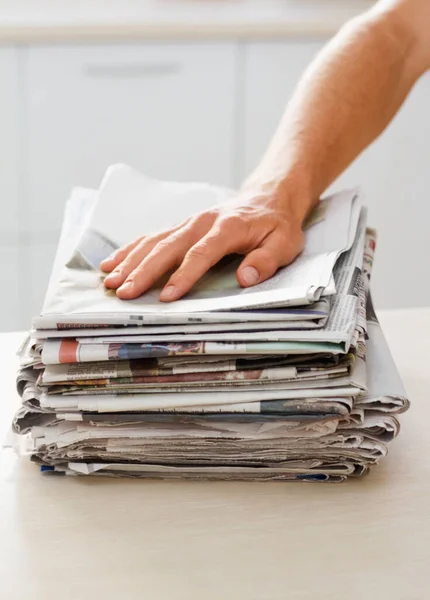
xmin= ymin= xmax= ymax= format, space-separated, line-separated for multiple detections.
xmin=329 ymin=72 xmax=430 ymax=309
xmin=243 ymin=42 xmax=430 ymax=308
xmin=0 ymin=245 xmax=22 ymax=332
xmin=26 ymin=43 xmax=238 ymax=236
xmin=242 ymin=41 xmax=325 ymax=177
xmin=22 ymin=241 xmax=57 ymax=325
xmin=0 ymin=48 xmax=20 ymax=238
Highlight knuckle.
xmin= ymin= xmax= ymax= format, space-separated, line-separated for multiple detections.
xmin=202 ymin=208 xmax=219 ymax=220
xmin=153 ymin=238 xmax=174 ymax=254
xmin=294 ymin=231 xmax=305 ymax=255
xmin=257 ymin=248 xmax=279 ymax=273
xmin=219 ymin=214 xmax=252 ymax=243
xmin=276 ymin=226 xmax=302 ymax=251
xmin=277 ymin=233 xmax=294 ymax=254
xmin=221 ymin=214 xmax=245 ymax=230
xmin=186 ymin=242 xmax=211 ymax=261
xmin=280 ymin=243 xmax=300 ymax=265
xmin=192 ymin=209 xmax=218 ymax=228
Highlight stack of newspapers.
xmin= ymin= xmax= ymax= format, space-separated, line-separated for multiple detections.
xmin=12 ymin=165 xmax=409 ymax=482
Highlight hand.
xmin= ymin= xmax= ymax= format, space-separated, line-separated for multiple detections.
xmin=100 ymin=188 xmax=307 ymax=302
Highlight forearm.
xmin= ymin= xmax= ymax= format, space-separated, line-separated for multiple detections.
xmin=245 ymin=1 xmax=430 ymax=222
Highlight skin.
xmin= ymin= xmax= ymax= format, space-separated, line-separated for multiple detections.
xmin=101 ymin=0 xmax=430 ymax=302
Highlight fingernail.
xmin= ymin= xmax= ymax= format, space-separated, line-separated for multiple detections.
xmin=101 ymin=252 xmax=116 ymax=266
xmin=160 ymin=285 xmax=177 ymax=301
xmin=240 ymin=266 xmax=259 ymax=286
xmin=118 ymin=281 xmax=133 ymax=293
xmin=105 ymin=269 xmax=121 ymax=282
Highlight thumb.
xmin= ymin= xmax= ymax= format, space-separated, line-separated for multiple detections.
xmin=236 ymin=231 xmax=303 ymax=288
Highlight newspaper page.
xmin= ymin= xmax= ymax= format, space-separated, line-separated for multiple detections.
xmin=34 ymin=185 xmax=331 ymax=329
xmin=12 ymin=396 xmax=355 ymax=435
xmin=34 ymin=214 xmax=367 ymax=388
xmin=35 ymin=164 xmax=363 ymax=326
xmin=67 ymin=211 xmax=367 ymax=348
xmin=39 ymin=353 xmax=347 ymax=381
xmin=35 ymin=217 xmax=367 ymax=366
xmin=355 ymin=294 xmax=409 ymax=413
xmin=37 ymin=385 xmax=359 ymax=412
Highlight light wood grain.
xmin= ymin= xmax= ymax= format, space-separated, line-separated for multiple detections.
xmin=1 ymin=308 xmax=429 ymax=600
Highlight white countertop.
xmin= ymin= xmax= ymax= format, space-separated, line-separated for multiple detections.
xmin=0 ymin=0 xmax=374 ymax=43
xmin=0 ymin=307 xmax=429 ymax=600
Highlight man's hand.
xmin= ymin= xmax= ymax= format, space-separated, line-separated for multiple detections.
xmin=100 ymin=190 xmax=306 ymax=302
xmin=101 ymin=0 xmax=430 ymax=304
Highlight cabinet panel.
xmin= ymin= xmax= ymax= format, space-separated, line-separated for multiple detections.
xmin=0 ymin=245 xmax=22 ymax=332
xmin=242 ymin=41 xmax=325 ymax=177
xmin=0 ymin=49 xmax=20 ymax=237
xmin=22 ymin=242 xmax=57 ymax=324
xmin=328 ymin=72 xmax=430 ymax=309
xmin=243 ymin=42 xmax=430 ymax=308
xmin=26 ymin=43 xmax=238 ymax=235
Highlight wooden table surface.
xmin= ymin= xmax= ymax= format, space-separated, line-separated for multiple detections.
xmin=1 ymin=309 xmax=429 ymax=600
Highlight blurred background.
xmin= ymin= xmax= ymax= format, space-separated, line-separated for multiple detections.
xmin=1 ymin=0 xmax=429 ymax=332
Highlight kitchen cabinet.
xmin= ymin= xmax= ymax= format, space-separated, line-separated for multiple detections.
xmin=25 ymin=43 xmax=239 ymax=236
xmin=23 ymin=241 xmax=58 ymax=325
xmin=241 ymin=40 xmax=325 ymax=178
xmin=1 ymin=245 xmax=23 ymax=332
xmin=0 ymin=48 xmax=20 ymax=238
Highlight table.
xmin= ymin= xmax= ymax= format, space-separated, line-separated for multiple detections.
xmin=1 ymin=309 xmax=429 ymax=600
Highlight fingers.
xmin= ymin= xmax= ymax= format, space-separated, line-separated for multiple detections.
xmin=115 ymin=234 xmax=190 ymax=299
xmin=236 ymin=230 xmax=304 ymax=288
xmin=159 ymin=225 xmax=242 ymax=302
xmin=102 ymin=218 xmax=194 ymax=283
xmin=103 ymin=234 xmax=169 ymax=289
xmin=103 ymin=223 xmax=189 ymax=288
xmin=116 ymin=212 xmax=219 ymax=299
xmin=100 ymin=238 xmax=142 ymax=273
xmin=101 ymin=202 xmax=305 ymax=302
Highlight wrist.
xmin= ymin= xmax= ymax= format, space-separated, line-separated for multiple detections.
xmin=241 ymin=164 xmax=317 ymax=228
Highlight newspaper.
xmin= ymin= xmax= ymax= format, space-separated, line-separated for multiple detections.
xmin=355 ymin=294 xmax=409 ymax=413
xmin=23 ymin=225 xmax=371 ymax=414
xmin=10 ymin=166 xmax=409 ymax=482
xmin=40 ymin=354 xmax=348 ymax=383
xmin=40 ymin=365 xmax=349 ymax=390
xmin=34 ymin=228 xmax=367 ymax=365
xmin=35 ymin=185 xmax=331 ymax=329
xmin=39 ymin=339 xmax=347 ymax=364
xmin=37 ymin=385 xmax=359 ymax=412
xmin=12 ymin=299 xmax=407 ymax=444
xmin=64 ymin=463 xmax=357 ymax=482
xmin=62 ymin=216 xmax=366 ymax=347
xmin=35 ymin=164 xmax=363 ymax=327
xmin=35 ymin=309 xmax=330 ymax=339
xmin=11 ymin=344 xmax=406 ymax=486
xmin=23 ymin=421 xmax=388 ymax=482
xmin=12 ymin=398 xmax=355 ymax=436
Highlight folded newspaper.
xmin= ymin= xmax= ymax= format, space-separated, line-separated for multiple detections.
xmin=11 ymin=165 xmax=409 ymax=482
